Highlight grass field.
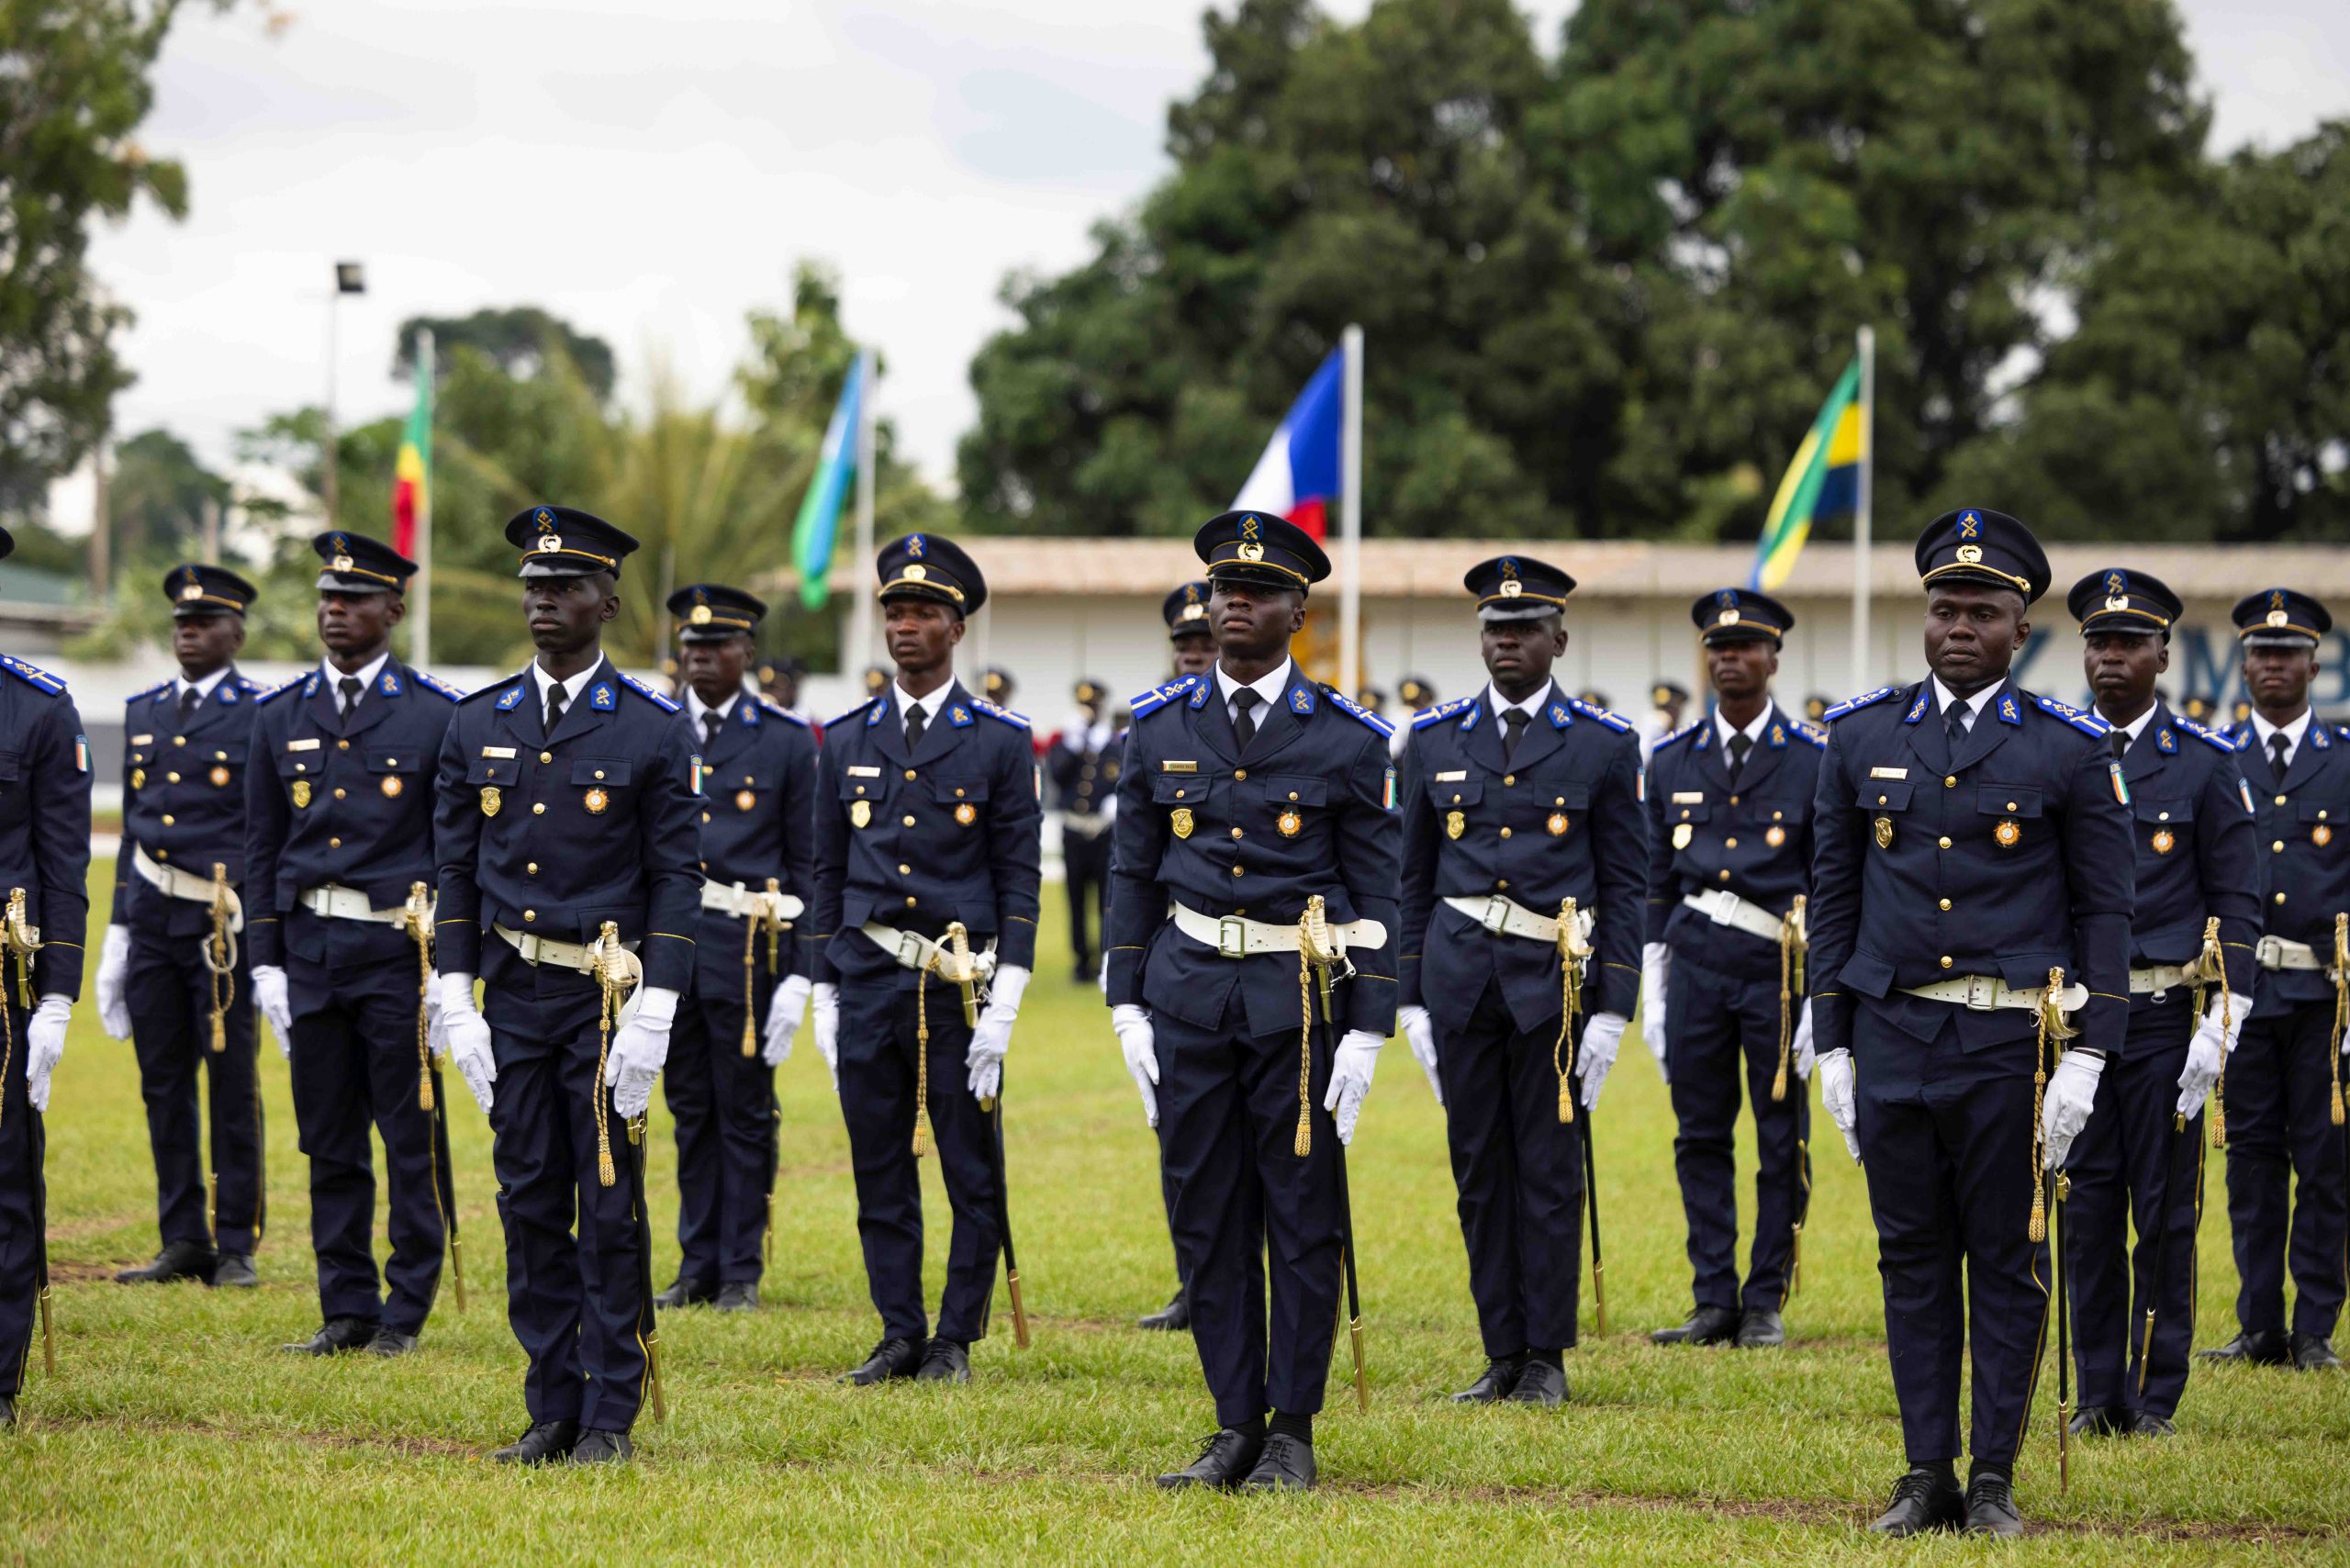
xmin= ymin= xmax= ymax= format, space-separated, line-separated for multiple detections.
xmin=4 ymin=864 xmax=2345 ymax=1563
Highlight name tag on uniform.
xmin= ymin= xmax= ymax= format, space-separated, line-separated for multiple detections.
xmin=1435 ymin=769 xmax=1468 ymax=782
xmin=1162 ymin=760 xmax=1198 ymax=773
xmin=286 ymin=738 xmax=321 ymax=752
xmin=481 ymin=745 xmax=517 ymax=759
xmin=1869 ymin=767 xmax=1908 ymax=779
xmin=846 ymin=765 xmax=882 ymax=778
xmin=1671 ymin=790 xmax=1704 ymax=803
xmin=131 ymin=734 xmax=153 ymax=745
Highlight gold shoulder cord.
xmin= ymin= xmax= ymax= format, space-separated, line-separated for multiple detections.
xmin=0 ymin=889 xmax=53 ymax=1375
xmin=401 ymin=882 xmax=463 ymax=1312
xmin=2191 ymin=916 xmax=2231 ymax=1148
xmin=1551 ymin=897 xmax=1585 ymax=1125
xmin=2029 ymin=967 xmax=2078 ymax=1243
xmin=1771 ymin=895 xmax=1808 ymax=1102
xmin=204 ymin=863 xmax=236 ymax=1053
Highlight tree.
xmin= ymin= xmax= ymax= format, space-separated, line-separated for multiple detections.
xmin=108 ymin=426 xmax=227 ymax=556
xmin=392 ymin=306 xmax=620 ymax=402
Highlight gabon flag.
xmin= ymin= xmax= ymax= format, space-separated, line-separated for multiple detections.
xmin=391 ymin=350 xmax=431 ymax=556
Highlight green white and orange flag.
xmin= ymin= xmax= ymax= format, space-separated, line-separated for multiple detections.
xmin=391 ymin=350 xmax=431 ymax=556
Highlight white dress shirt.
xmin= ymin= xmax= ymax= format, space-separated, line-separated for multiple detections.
xmin=319 ymin=650 xmax=391 ymax=713
xmin=1930 ymin=676 xmax=2000 ymax=735
xmin=2251 ymin=708 xmax=2313 ymax=771
xmin=1713 ymin=699 xmax=1776 ymax=752
xmin=529 ymin=658 xmax=599 ymax=719
xmin=894 ymin=678 xmax=952 ymax=734
xmin=1216 ymin=658 xmax=1293 ymax=725
xmin=174 ymin=666 xmax=231 ymax=706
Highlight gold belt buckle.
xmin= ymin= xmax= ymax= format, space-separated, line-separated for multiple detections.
xmin=1216 ymin=914 xmax=1248 ymax=958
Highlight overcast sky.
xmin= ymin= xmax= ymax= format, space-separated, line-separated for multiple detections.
xmin=79 ymin=0 xmax=2350 ymax=503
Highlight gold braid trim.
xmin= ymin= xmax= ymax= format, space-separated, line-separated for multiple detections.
xmin=2333 ymin=914 xmax=2347 ymax=1127
xmin=2192 ymin=916 xmax=2231 ymax=1148
xmin=1294 ymin=944 xmax=1315 ymax=1157
xmin=2029 ymin=967 xmax=2080 ymax=1243
xmin=0 ymin=888 xmax=36 ymax=1135
xmin=207 ymin=864 xmax=235 ymax=1052
xmin=1772 ymin=895 xmax=1808 ymax=1103
xmin=913 ymin=950 xmax=939 ymax=1158
xmin=1552 ymin=897 xmax=1583 ymax=1124
xmin=590 ymin=921 xmax=637 ymax=1187
xmin=741 ymin=907 xmax=760 ymax=1058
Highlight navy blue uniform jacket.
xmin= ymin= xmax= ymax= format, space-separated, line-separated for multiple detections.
xmin=0 ymin=656 xmax=91 ymax=998
xmin=117 ymin=668 xmax=264 ymax=937
xmin=2117 ymin=705 xmax=2260 ymax=1022
xmin=2231 ymin=712 xmax=2350 ymax=1018
xmin=692 ymin=694 xmax=819 ymax=991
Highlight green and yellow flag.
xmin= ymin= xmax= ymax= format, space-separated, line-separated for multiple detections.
xmin=1750 ymin=358 xmax=1863 ymax=592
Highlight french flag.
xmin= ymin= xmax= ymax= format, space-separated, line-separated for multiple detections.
xmin=1232 ymin=347 xmax=1344 ymax=542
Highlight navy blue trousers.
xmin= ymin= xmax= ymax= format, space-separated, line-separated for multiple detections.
xmin=2222 ymin=1000 xmax=2348 ymax=1340
xmin=1156 ymin=1007 xmax=1343 ymax=1428
xmin=2064 ymin=999 xmax=2202 ymax=1419
xmin=664 ymin=980 xmax=778 ymax=1289
xmin=1440 ymin=983 xmax=1584 ymax=1359
xmin=285 ymin=955 xmax=448 ymax=1335
xmin=0 ymin=1000 xmax=42 ymax=1399
xmin=837 ymin=973 xmax=1002 ymax=1345
xmin=1664 ymin=951 xmax=1809 ymax=1316
xmin=1062 ymin=825 xmax=1111 ymax=974
xmin=127 ymin=925 xmax=263 ymax=1255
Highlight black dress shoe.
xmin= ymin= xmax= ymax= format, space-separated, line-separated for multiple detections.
xmin=715 ymin=1282 xmax=759 ymax=1313
xmin=1241 ymin=1432 xmax=1316 ymax=1492
xmin=1867 ymin=1465 xmax=1964 ymax=1536
xmin=2131 ymin=1410 xmax=2178 ymax=1437
xmin=279 ymin=1316 xmax=379 ymax=1356
xmin=490 ymin=1420 xmax=580 ymax=1464
xmin=116 ymin=1241 xmax=216 ymax=1284
xmin=842 ymin=1336 xmax=926 ymax=1385
xmin=1449 ymin=1356 xmax=1521 ymax=1403
xmin=914 ymin=1338 xmax=971 ymax=1383
xmin=368 ymin=1327 xmax=418 ymax=1357
xmin=570 ymin=1429 xmax=634 ymax=1465
xmin=0 ymin=1394 xmax=17 ymax=1429
xmin=210 ymin=1253 xmax=259 ymax=1289
xmin=1963 ymin=1470 xmax=2025 ymax=1537
xmin=1507 ymin=1360 xmax=1568 ymax=1406
xmin=2292 ymin=1333 xmax=2342 ymax=1371
xmin=1734 ymin=1308 xmax=1785 ymax=1348
xmin=2068 ymin=1405 xmax=2128 ymax=1437
xmin=1155 ymin=1427 xmax=1264 ymax=1489
xmin=1651 ymin=1305 xmax=1740 ymax=1346
xmin=2199 ymin=1327 xmax=2290 ymax=1365
xmin=654 ymin=1277 xmax=717 ymax=1310
xmin=1139 ymin=1285 xmax=1190 ymax=1332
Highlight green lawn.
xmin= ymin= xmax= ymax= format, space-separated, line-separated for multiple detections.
xmin=6 ymin=863 xmax=2345 ymax=1562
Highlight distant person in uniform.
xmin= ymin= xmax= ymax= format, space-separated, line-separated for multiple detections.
xmin=1637 ymin=680 xmax=1692 ymax=765
xmin=1047 ymin=678 xmax=1117 ymax=984
xmin=1393 ymin=676 xmax=1438 ymax=762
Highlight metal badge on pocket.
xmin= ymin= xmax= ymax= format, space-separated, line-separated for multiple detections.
xmin=1994 ymin=819 xmax=2021 ymax=847
xmin=1277 ymin=809 xmax=1302 ymax=837
xmin=1764 ymin=824 xmax=1785 ymax=847
xmin=291 ymin=780 xmax=311 ymax=808
xmin=1874 ymin=815 xmax=1893 ymax=849
xmin=1672 ymin=822 xmax=1693 ymax=850
xmin=1171 ymin=807 xmax=1194 ymax=839
xmin=584 ymin=788 xmax=610 ymax=815
xmin=2152 ymin=828 xmax=2175 ymax=855
xmin=955 ymin=802 xmax=978 ymax=825
xmin=850 ymin=800 xmax=872 ymax=828
xmin=481 ymin=787 xmax=502 ymax=818
xmin=381 ymin=776 xmax=403 ymax=798
xmin=735 ymin=789 xmax=755 ymax=811
xmin=1446 ymin=810 xmax=1465 ymax=840
xmin=1547 ymin=812 xmax=1569 ymax=836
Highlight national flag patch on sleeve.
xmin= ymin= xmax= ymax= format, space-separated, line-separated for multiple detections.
xmin=74 ymin=734 xmax=90 ymax=773
xmin=690 ymin=754 xmax=705 ymax=792
xmin=1383 ymin=765 xmax=1396 ymax=810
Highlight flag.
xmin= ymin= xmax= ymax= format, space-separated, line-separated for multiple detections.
xmin=791 ymin=353 xmax=866 ymax=610
xmin=391 ymin=350 xmax=431 ymax=556
xmin=1750 ymin=358 xmax=1864 ymax=592
xmin=1232 ymin=346 xmax=1344 ymax=541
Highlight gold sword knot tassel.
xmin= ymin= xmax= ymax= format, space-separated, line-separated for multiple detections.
xmin=2330 ymin=913 xmax=2348 ymax=1127
xmin=1772 ymin=895 xmax=1807 ymax=1103
xmin=2193 ymin=915 xmax=2232 ymax=1148
xmin=402 ymin=882 xmax=436 ymax=1111
xmin=2029 ymin=967 xmax=2077 ymax=1243
xmin=589 ymin=921 xmax=643 ymax=1186
xmin=1551 ymin=897 xmax=1584 ymax=1125
xmin=206 ymin=863 xmax=237 ymax=1052
xmin=1297 ymin=896 xmax=1340 ymax=1157
xmin=2 ymin=887 xmax=39 ymax=1011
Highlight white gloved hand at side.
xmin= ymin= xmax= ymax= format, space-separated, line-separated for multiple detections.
xmin=95 ymin=924 xmax=131 ymax=1040
xmin=604 ymin=986 xmax=677 ymax=1120
xmin=251 ymin=964 xmax=294 ymax=1058
xmin=811 ymin=981 xmax=840 ymax=1090
xmin=1322 ymin=1028 xmax=1384 ymax=1144
xmin=1640 ymin=942 xmax=1671 ymax=1081
xmin=1792 ymin=998 xmax=1816 ymax=1081
xmin=1397 ymin=1004 xmax=1441 ymax=1105
xmin=1577 ymin=1012 xmax=1628 ymax=1110
xmin=27 ymin=994 xmax=71 ymax=1112
xmin=967 ymin=964 xmax=1029 ymax=1101
xmin=437 ymin=972 xmax=496 ymax=1113
xmin=763 ymin=973 xmax=812 ymax=1067
xmin=1112 ymin=1002 xmax=1158 ymax=1127
xmin=2042 ymin=1050 xmax=2106 ymax=1170
xmin=1818 ymin=1047 xmax=1860 ymax=1162
xmin=2177 ymin=1008 xmax=2230 ymax=1119
xmin=423 ymin=969 xmax=445 ymax=1058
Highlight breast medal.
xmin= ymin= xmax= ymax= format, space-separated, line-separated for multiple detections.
xmin=480 ymin=786 xmax=502 ymax=818
xmin=381 ymin=776 xmax=403 ymax=798
xmin=2151 ymin=828 xmax=2176 ymax=855
xmin=1446 ymin=810 xmax=1465 ymax=840
xmin=583 ymin=788 xmax=610 ymax=814
xmin=735 ymin=789 xmax=756 ymax=812
xmin=2317 ymin=824 xmax=2334 ymax=847
xmin=291 ymin=779 xmax=311 ymax=808
xmin=1672 ymin=822 xmax=1693 ymax=850
xmin=1277 ymin=809 xmax=1303 ymax=837
xmin=850 ymin=800 xmax=872 ymax=828
xmin=208 ymin=765 xmax=230 ymax=787
xmin=955 ymin=802 xmax=978 ymax=825
xmin=1994 ymin=819 xmax=2021 ymax=847
xmin=1171 ymin=807 xmax=1194 ymax=839
xmin=1874 ymin=815 xmax=1894 ymax=849
xmin=1764 ymin=824 xmax=1785 ymax=847
xmin=1547 ymin=812 xmax=1569 ymax=836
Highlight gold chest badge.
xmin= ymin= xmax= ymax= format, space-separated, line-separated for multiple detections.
xmin=1874 ymin=815 xmax=1894 ymax=849
xmin=955 ymin=802 xmax=978 ymax=825
xmin=381 ymin=776 xmax=403 ymax=798
xmin=735 ymin=789 xmax=756 ymax=812
xmin=208 ymin=765 xmax=230 ymax=788
xmin=1994 ymin=819 xmax=2021 ymax=847
xmin=583 ymin=788 xmax=610 ymax=815
xmin=1277 ymin=809 xmax=1303 ymax=837
xmin=480 ymin=786 xmax=503 ymax=818
xmin=1672 ymin=822 xmax=1693 ymax=851
xmin=850 ymin=799 xmax=872 ymax=828
xmin=290 ymin=779 xmax=311 ymax=808
xmin=2316 ymin=824 xmax=2334 ymax=847
xmin=1764 ymin=824 xmax=1786 ymax=848
xmin=1446 ymin=810 xmax=1466 ymax=840
xmin=130 ymin=768 xmax=146 ymax=790
xmin=2151 ymin=828 xmax=2176 ymax=855
xmin=1547 ymin=812 xmax=1569 ymax=836
xmin=1171 ymin=807 xmax=1195 ymax=839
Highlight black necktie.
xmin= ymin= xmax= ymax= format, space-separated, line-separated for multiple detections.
xmin=2109 ymin=729 xmax=2128 ymax=764
xmin=1945 ymin=700 xmax=1971 ymax=748
xmin=1233 ymin=689 xmax=1260 ymax=750
xmin=178 ymin=686 xmax=198 ymax=723
xmin=703 ymin=711 xmax=724 ymax=750
xmin=904 ymin=701 xmax=927 ymax=751
xmin=339 ymin=676 xmax=363 ymax=720
xmin=1501 ymin=708 xmax=1528 ymax=764
xmin=545 ymin=682 xmax=567 ymax=734
xmin=2271 ymin=732 xmax=2291 ymax=780
xmin=1727 ymin=732 xmax=1752 ymax=784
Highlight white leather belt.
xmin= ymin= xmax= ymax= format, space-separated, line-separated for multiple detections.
xmin=299 ymin=883 xmax=423 ymax=925
xmin=700 ymin=880 xmax=805 ymax=922
xmin=1444 ymin=894 xmax=1595 ymax=951
xmin=861 ymin=921 xmax=997 ymax=977
xmin=2256 ymin=935 xmax=2325 ymax=971
xmin=1062 ymin=811 xmax=1110 ymax=837
xmin=2128 ymin=965 xmax=2193 ymax=994
xmin=495 ymin=924 xmax=636 ymax=973
xmin=1681 ymin=889 xmax=1797 ymax=945
xmin=1170 ymin=901 xmax=1389 ymax=958
xmin=1902 ymin=974 xmax=2089 ymax=1013
xmin=133 ymin=846 xmax=242 ymax=931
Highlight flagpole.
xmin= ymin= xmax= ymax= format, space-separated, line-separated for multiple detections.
xmin=1338 ymin=323 xmax=1364 ymax=697
xmin=850 ymin=348 xmax=877 ymax=678
xmin=1851 ymin=325 xmax=1874 ymax=695
xmin=414 ymin=327 xmax=434 ymax=667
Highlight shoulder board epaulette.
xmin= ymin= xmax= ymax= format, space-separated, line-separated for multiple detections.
xmin=2030 ymin=693 xmax=2110 ymax=737
xmin=1411 ymin=696 xmax=1476 ymax=730
xmin=1651 ymin=717 xmax=1705 ymax=752
xmin=253 ymin=676 xmax=306 ymax=705
xmin=969 ymin=698 xmax=1030 ymax=730
xmin=459 ymin=674 xmax=523 ymax=705
xmin=1569 ymin=697 xmax=1632 ymax=733
xmin=828 ymin=695 xmax=880 ymax=727
xmin=2173 ymin=717 xmax=2236 ymax=753
xmin=0 ymin=655 xmax=67 ymax=695
xmin=616 ymin=673 xmax=680 ymax=712
xmin=757 ymin=698 xmax=810 ymax=728
xmin=408 ymin=669 xmax=464 ymax=702
xmin=128 ymin=679 xmax=172 ymax=705
xmin=1789 ymin=719 xmax=1829 ymax=749
xmin=1822 ymin=686 xmax=1898 ymax=722
xmin=1128 ymin=673 xmax=1203 ymax=721
xmin=1321 ymin=685 xmax=1394 ymax=737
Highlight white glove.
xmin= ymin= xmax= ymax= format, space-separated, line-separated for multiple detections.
xmin=26 ymin=994 xmax=70 ymax=1112
xmin=1792 ymin=999 xmax=1816 ymax=1081
xmin=1322 ymin=1028 xmax=1383 ymax=1144
xmin=1818 ymin=1047 xmax=1860 ymax=1162
xmin=812 ymin=981 xmax=840 ymax=1090
xmin=1112 ymin=1002 xmax=1158 ymax=1127
xmin=603 ymin=986 xmax=678 ymax=1120
xmin=252 ymin=965 xmax=294 ymax=1058
xmin=1398 ymin=1004 xmax=1441 ymax=1105
xmin=2177 ymin=1013 xmax=2225 ymax=1120
xmin=437 ymin=971 xmax=496 ymax=1113
xmin=1640 ymin=942 xmax=1671 ymax=1081
xmin=2042 ymin=1050 xmax=2106 ymax=1170
xmin=1577 ymin=1012 xmax=1628 ymax=1110
xmin=424 ymin=970 xmax=445 ymax=1058
xmin=2207 ymin=991 xmax=2251 ymax=1055
xmin=95 ymin=924 xmax=131 ymax=1040
xmin=763 ymin=973 xmax=812 ymax=1068
xmin=967 ymin=964 xmax=1029 ymax=1101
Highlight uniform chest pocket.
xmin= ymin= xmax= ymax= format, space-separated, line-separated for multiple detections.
xmin=365 ymin=747 xmax=421 ymax=776
xmin=466 ymin=756 xmax=520 ymax=787
xmin=929 ymin=775 xmax=990 ymax=807
xmin=1256 ymin=775 xmax=1326 ymax=809
xmin=569 ymin=758 xmax=632 ymax=789
xmin=1429 ymin=778 xmax=1484 ymax=808
xmin=2135 ymin=796 xmax=2194 ymax=826
xmin=1152 ymin=775 xmax=1215 ymax=807
xmin=0 ymin=751 xmax=19 ymax=786
xmin=2297 ymin=800 xmax=2347 ymax=827
xmin=1858 ymin=780 xmax=1914 ymax=812
xmin=1976 ymin=786 xmax=2043 ymax=819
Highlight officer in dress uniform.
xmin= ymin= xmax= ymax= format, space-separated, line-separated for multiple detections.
xmin=246 ymin=532 xmax=463 ymax=1357
xmin=1393 ymin=677 xmax=1437 ymax=762
xmin=1640 ymin=588 xmax=1823 ymax=1351
xmin=654 ymin=584 xmax=817 ymax=1315
xmin=1637 ymin=680 xmax=1692 ymax=765
xmin=431 ymin=506 xmax=703 ymax=1467
xmin=2062 ymin=570 xmax=2259 ymax=1431
xmin=1106 ymin=510 xmax=1400 ymax=1493
xmin=98 ymin=565 xmax=267 ymax=1289
xmin=1808 ymin=509 xmax=2132 ymax=1536
xmin=0 ymin=525 xmax=92 ymax=1430
xmin=809 ymin=534 xmax=1043 ymax=1387
xmin=1046 ymin=678 xmax=1116 ymax=984
xmin=1394 ymin=556 xmax=1641 ymax=1406
xmin=2208 ymin=588 xmax=2349 ymax=1372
